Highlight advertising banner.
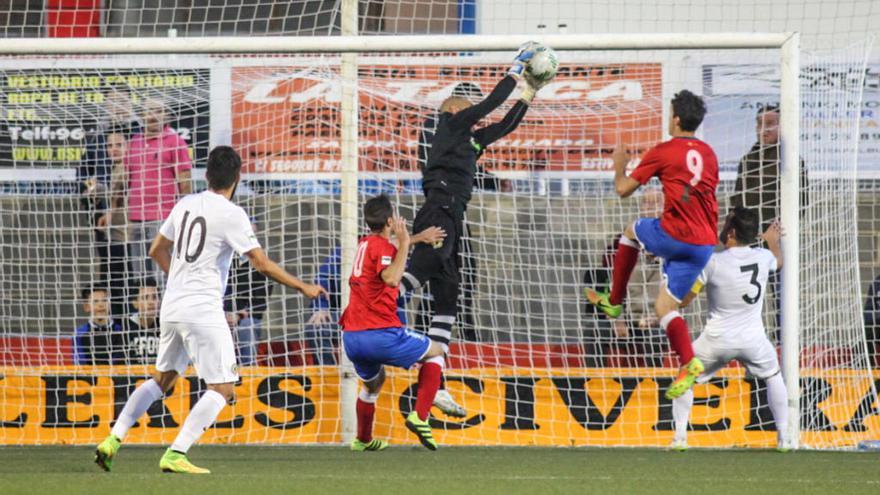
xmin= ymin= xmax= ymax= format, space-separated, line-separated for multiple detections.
xmin=231 ymin=63 xmax=662 ymax=175
xmin=2 ymin=366 xmax=877 ymax=447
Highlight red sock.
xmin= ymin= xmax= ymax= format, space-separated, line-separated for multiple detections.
xmin=356 ymin=398 xmax=375 ymax=443
xmin=609 ymin=238 xmax=640 ymax=306
xmin=662 ymin=312 xmax=694 ymax=365
xmin=415 ymin=361 xmax=442 ymax=421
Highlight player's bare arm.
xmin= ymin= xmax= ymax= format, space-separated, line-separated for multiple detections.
xmin=762 ymin=219 xmax=784 ymax=269
xmin=177 ymin=168 xmax=193 ymax=195
xmin=613 ymin=144 xmax=641 ymax=198
xmin=381 ymin=217 xmax=412 ymax=287
xmin=410 ymin=226 xmax=446 ymax=245
xmin=245 ymin=247 xmax=327 ymax=299
xmin=148 ymin=233 xmax=174 ymax=274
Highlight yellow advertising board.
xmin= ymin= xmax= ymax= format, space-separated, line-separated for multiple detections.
xmin=1 ymin=366 xmax=877 ymax=447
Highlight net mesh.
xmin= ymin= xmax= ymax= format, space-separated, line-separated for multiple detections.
xmin=0 ymin=0 xmax=879 ymax=449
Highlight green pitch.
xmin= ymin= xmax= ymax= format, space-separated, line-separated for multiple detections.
xmin=1 ymin=446 xmax=878 ymax=495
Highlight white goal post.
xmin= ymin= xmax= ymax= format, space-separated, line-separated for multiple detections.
xmin=0 ymin=31 xmax=805 ymax=447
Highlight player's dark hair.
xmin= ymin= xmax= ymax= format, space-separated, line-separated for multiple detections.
xmin=757 ymin=103 xmax=780 ymax=117
xmin=206 ymin=146 xmax=242 ymax=191
xmin=138 ymin=277 xmax=159 ymax=292
xmin=671 ymin=90 xmax=707 ymax=132
xmin=727 ymin=206 xmax=760 ymax=245
xmin=452 ymin=82 xmax=483 ymax=101
xmin=364 ymin=194 xmax=393 ymax=232
xmin=81 ymin=285 xmax=108 ymax=300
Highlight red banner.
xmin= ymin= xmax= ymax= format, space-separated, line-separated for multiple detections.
xmin=231 ymin=62 xmax=662 ymax=174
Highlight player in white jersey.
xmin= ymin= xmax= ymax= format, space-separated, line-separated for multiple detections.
xmin=672 ymin=206 xmax=791 ymax=451
xmin=94 ymin=146 xmax=326 ymax=474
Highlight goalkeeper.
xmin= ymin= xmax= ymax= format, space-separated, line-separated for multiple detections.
xmin=400 ymin=43 xmax=551 ymax=379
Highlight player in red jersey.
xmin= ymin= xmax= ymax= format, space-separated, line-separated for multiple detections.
xmin=340 ymin=194 xmax=447 ymax=451
xmin=586 ymin=90 xmax=719 ymax=400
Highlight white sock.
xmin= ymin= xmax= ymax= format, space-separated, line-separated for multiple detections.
xmin=672 ymin=389 xmax=694 ymax=441
xmin=766 ymin=373 xmax=789 ymax=442
xmin=170 ymin=390 xmax=227 ymax=453
xmin=111 ymin=379 xmax=163 ymax=441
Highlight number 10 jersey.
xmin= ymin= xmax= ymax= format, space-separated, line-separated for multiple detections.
xmin=158 ymin=190 xmax=261 ymax=324
xmin=700 ymin=246 xmax=778 ymax=342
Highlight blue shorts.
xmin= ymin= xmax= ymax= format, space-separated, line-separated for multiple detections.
xmin=633 ymin=218 xmax=714 ymax=302
xmin=342 ymin=327 xmax=431 ymax=381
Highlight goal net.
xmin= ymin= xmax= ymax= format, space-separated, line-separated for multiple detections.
xmin=0 ymin=2 xmax=879 ymax=450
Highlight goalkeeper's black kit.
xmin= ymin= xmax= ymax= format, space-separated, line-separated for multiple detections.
xmin=404 ymin=75 xmax=529 ymax=348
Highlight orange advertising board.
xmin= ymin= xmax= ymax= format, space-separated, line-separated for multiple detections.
xmin=2 ymin=366 xmax=878 ymax=447
xmin=230 ymin=62 xmax=662 ymax=175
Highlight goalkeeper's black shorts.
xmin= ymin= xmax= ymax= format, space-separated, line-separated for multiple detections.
xmin=408 ymin=191 xmax=464 ymax=288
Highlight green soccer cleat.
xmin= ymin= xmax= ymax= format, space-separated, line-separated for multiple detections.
xmin=665 ymin=357 xmax=704 ymax=400
xmin=584 ymin=288 xmax=622 ymax=319
xmin=159 ymin=448 xmax=210 ymax=474
xmin=94 ymin=434 xmax=121 ymax=472
xmin=351 ymin=439 xmax=389 ymax=452
xmin=669 ymin=438 xmax=689 ymax=452
xmin=405 ymin=411 xmax=438 ymax=451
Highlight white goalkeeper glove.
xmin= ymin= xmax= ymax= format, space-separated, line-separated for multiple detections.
xmin=520 ymin=72 xmax=552 ymax=103
xmin=508 ymin=41 xmax=539 ymax=79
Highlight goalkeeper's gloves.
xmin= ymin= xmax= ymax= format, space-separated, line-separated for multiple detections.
xmin=508 ymin=41 xmax=539 ymax=78
xmin=520 ymin=72 xmax=553 ymax=103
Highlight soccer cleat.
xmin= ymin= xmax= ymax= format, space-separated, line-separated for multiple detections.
xmin=94 ymin=434 xmax=121 ymax=472
xmin=159 ymin=448 xmax=210 ymax=474
xmin=665 ymin=357 xmax=704 ymax=400
xmin=351 ymin=439 xmax=389 ymax=452
xmin=405 ymin=411 xmax=438 ymax=451
xmin=433 ymin=389 xmax=467 ymax=418
xmin=670 ymin=438 xmax=688 ymax=452
xmin=584 ymin=288 xmax=622 ymax=319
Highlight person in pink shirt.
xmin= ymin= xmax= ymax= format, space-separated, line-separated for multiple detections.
xmin=126 ymin=97 xmax=193 ymax=280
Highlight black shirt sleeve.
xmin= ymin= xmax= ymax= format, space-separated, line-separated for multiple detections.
xmin=447 ymin=76 xmax=518 ymax=130
xmin=473 ymin=100 xmax=529 ymax=148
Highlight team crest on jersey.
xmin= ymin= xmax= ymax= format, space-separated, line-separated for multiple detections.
xmin=380 ymin=255 xmax=393 ymax=265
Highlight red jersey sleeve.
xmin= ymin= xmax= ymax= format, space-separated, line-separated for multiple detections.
xmin=373 ymin=241 xmax=397 ymax=276
xmin=629 ymin=145 xmax=664 ymax=185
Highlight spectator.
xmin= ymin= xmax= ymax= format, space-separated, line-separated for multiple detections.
xmin=126 ymin=97 xmax=193 ymax=280
xmin=863 ymin=275 xmax=880 ymax=368
xmin=95 ymin=128 xmax=134 ymax=318
xmin=224 ymin=231 xmax=273 ymax=366
xmin=74 ymin=286 xmax=124 ymax=365
xmin=121 ymin=278 xmax=161 ymax=365
xmin=306 ymin=246 xmax=410 ymax=364
xmin=731 ymin=104 xmax=809 ymax=229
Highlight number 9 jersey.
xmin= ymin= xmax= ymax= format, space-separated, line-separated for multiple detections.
xmin=629 ymin=137 xmax=719 ymax=246
xmin=158 ymin=190 xmax=261 ymax=324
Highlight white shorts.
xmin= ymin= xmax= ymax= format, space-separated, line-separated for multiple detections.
xmin=155 ymin=320 xmax=239 ymax=384
xmin=693 ymin=332 xmax=780 ymax=382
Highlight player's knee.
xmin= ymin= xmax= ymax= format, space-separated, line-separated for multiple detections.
xmin=623 ymin=222 xmax=637 ymax=241
xmin=423 ymin=341 xmax=446 ymax=359
xmin=364 ymin=369 xmax=385 ymax=393
xmin=207 ymin=383 xmax=236 ymax=404
xmin=654 ymin=294 xmax=677 ymax=318
xmin=153 ymin=370 xmax=179 ymax=393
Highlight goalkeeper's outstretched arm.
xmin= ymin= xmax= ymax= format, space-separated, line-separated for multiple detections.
xmin=449 ymin=75 xmax=518 ymax=130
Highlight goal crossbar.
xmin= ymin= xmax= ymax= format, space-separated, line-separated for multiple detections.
xmin=0 ymin=33 xmax=794 ymax=55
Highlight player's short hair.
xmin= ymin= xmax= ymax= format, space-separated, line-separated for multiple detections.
xmin=364 ymin=194 xmax=393 ymax=232
xmin=757 ymin=103 xmax=780 ymax=117
xmin=81 ymin=286 xmax=108 ymax=300
xmin=671 ymin=90 xmax=707 ymax=132
xmin=440 ymin=96 xmax=471 ymax=114
xmin=727 ymin=206 xmax=760 ymax=245
xmin=452 ymin=82 xmax=483 ymax=102
xmin=205 ymin=146 xmax=242 ymax=191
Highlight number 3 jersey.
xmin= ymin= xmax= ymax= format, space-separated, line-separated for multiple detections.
xmin=158 ymin=190 xmax=261 ymax=323
xmin=629 ymin=137 xmax=719 ymax=246
xmin=699 ymin=246 xmax=778 ymax=341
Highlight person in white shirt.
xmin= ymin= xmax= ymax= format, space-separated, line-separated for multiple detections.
xmin=672 ymin=206 xmax=790 ymax=451
xmin=94 ymin=146 xmax=326 ymax=474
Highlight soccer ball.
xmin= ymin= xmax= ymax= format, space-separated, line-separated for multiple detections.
xmin=527 ymin=45 xmax=559 ymax=83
